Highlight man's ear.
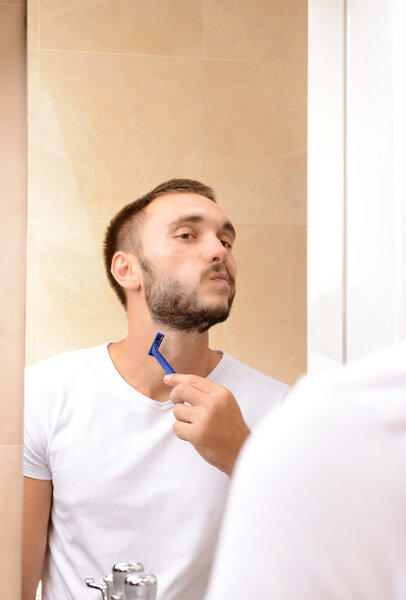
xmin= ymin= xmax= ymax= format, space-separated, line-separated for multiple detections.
xmin=110 ymin=251 xmax=142 ymax=292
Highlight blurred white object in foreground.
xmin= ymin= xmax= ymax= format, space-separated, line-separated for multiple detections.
xmin=206 ymin=341 xmax=406 ymax=599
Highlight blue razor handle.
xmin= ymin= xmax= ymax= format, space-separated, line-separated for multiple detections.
xmin=148 ymin=332 xmax=176 ymax=374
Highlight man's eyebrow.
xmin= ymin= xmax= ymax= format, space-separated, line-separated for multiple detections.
xmin=168 ymin=215 xmax=204 ymax=227
xmin=223 ymin=221 xmax=236 ymax=240
xmin=168 ymin=215 xmax=236 ymax=239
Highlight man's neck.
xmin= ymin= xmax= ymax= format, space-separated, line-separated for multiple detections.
xmin=107 ymin=324 xmax=222 ymax=403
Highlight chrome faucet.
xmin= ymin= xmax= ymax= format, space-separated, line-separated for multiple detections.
xmin=85 ymin=561 xmax=157 ymax=600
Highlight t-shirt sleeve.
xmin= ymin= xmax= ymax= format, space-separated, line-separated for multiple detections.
xmin=23 ymin=366 xmax=52 ymax=480
xmin=277 ymin=381 xmax=291 ymax=405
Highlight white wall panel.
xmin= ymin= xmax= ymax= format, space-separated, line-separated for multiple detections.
xmin=307 ymin=0 xmax=345 ymax=372
xmin=308 ymin=0 xmax=406 ymax=370
xmin=346 ymin=0 xmax=406 ymax=360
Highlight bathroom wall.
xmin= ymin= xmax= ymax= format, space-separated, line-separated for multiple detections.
xmin=26 ymin=0 xmax=307 ymax=385
xmin=0 ymin=1 xmax=26 ymax=597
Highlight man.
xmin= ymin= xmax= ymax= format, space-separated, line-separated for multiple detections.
xmin=23 ymin=179 xmax=289 ymax=600
xmin=205 ymin=341 xmax=406 ymax=599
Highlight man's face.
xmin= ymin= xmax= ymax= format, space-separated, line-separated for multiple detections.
xmin=137 ymin=193 xmax=237 ymax=333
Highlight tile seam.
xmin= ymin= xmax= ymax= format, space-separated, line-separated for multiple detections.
xmin=0 ymin=444 xmax=23 ymax=448
xmin=35 ymin=47 xmax=306 ymax=65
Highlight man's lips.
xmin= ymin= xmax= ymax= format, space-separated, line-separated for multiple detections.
xmin=201 ymin=265 xmax=235 ymax=287
xmin=208 ymin=273 xmax=230 ymax=284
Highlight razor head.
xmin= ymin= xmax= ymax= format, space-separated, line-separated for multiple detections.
xmin=148 ymin=332 xmax=176 ymax=374
xmin=148 ymin=332 xmax=165 ymax=356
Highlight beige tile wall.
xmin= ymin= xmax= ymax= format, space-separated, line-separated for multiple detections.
xmin=26 ymin=0 xmax=307 ymax=385
xmin=0 ymin=1 xmax=26 ymax=598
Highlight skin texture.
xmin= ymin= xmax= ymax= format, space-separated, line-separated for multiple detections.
xmin=23 ymin=192 xmax=250 ymax=598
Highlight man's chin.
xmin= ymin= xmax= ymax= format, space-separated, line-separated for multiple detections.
xmin=145 ymin=280 xmax=235 ymax=333
xmin=200 ymin=299 xmax=233 ymax=317
xmin=202 ymin=288 xmax=235 ymax=306
xmin=194 ymin=305 xmax=233 ymax=333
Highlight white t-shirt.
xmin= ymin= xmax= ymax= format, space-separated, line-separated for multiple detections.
xmin=24 ymin=343 xmax=288 ymax=600
xmin=205 ymin=341 xmax=406 ymax=600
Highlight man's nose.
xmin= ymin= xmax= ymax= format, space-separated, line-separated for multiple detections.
xmin=202 ymin=236 xmax=229 ymax=263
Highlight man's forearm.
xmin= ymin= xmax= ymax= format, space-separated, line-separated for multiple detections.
xmin=22 ymin=477 xmax=53 ymax=600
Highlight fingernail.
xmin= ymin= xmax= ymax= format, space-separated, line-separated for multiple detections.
xmin=163 ymin=375 xmax=171 ymax=383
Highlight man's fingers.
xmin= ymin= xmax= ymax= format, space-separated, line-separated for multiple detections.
xmin=173 ymin=420 xmax=193 ymax=442
xmin=164 ymin=373 xmax=213 ymax=393
xmin=173 ymin=402 xmax=194 ymax=424
xmin=169 ymin=383 xmax=204 ymax=406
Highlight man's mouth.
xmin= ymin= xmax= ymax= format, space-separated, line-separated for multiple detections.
xmin=202 ymin=265 xmax=234 ymax=286
xmin=209 ymin=273 xmax=230 ymax=284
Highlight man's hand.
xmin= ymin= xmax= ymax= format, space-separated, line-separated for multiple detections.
xmin=164 ymin=373 xmax=250 ymax=476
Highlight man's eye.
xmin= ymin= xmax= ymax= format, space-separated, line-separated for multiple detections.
xmin=176 ymin=233 xmax=194 ymax=240
xmin=221 ymin=239 xmax=232 ymax=249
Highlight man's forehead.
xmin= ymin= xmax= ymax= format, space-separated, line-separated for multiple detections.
xmin=144 ymin=192 xmax=230 ymax=223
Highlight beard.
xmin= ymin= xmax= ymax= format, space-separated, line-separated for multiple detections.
xmin=141 ymin=259 xmax=236 ymax=334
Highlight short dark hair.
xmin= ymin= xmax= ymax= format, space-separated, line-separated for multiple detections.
xmin=103 ymin=178 xmax=216 ymax=308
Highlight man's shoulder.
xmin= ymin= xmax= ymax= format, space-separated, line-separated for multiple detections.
xmin=278 ymin=340 xmax=406 ymax=439
xmin=298 ymin=339 xmax=406 ymax=400
xmin=25 ymin=343 xmax=108 ymax=383
xmin=212 ymin=352 xmax=290 ymax=409
xmin=342 ymin=339 xmax=406 ymax=384
xmin=219 ymin=352 xmax=289 ymax=389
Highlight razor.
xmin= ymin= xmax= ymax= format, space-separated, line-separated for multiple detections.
xmin=148 ymin=332 xmax=176 ymax=374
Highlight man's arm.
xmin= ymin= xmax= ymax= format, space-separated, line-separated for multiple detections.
xmin=22 ymin=476 xmax=53 ymax=600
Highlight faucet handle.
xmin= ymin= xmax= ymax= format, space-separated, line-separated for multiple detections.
xmin=112 ymin=561 xmax=144 ymax=596
xmin=124 ymin=574 xmax=157 ymax=600
xmin=85 ymin=577 xmax=108 ymax=600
